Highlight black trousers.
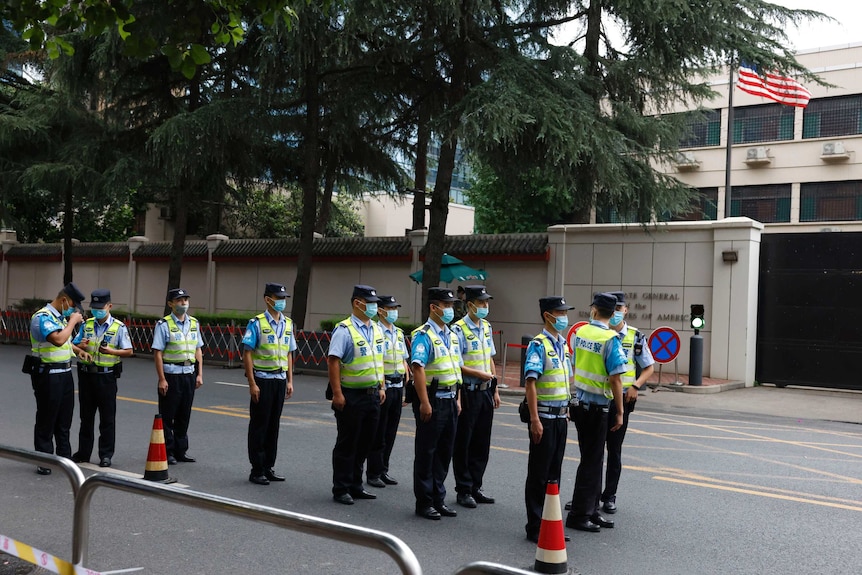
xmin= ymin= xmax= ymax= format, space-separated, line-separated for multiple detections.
xmin=567 ymin=405 xmax=609 ymax=522
xmin=32 ymin=369 xmax=75 ymax=457
xmin=332 ymin=388 xmax=380 ymax=496
xmin=248 ymin=376 xmax=287 ymax=474
xmin=76 ymin=369 xmax=118 ymax=460
xmin=602 ymin=395 xmax=635 ymax=502
xmin=524 ymin=416 xmax=567 ymax=538
xmin=367 ymin=386 xmax=403 ymax=479
xmin=157 ymin=372 xmax=196 ymax=457
xmin=453 ymin=388 xmax=494 ymax=495
xmin=413 ymin=396 xmax=457 ymax=509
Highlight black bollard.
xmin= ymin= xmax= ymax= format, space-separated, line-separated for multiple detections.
xmin=689 ymin=333 xmax=703 ymax=386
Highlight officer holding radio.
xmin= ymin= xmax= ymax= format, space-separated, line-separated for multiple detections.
xmin=71 ymin=289 xmax=133 ymax=468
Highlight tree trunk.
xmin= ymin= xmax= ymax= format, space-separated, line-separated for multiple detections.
xmin=315 ymin=158 xmax=336 ymax=235
xmin=62 ymin=186 xmax=73 ymax=284
xmin=421 ymin=135 xmax=457 ymax=317
xmin=292 ymin=57 xmax=321 ymax=330
xmin=412 ymin=112 xmax=430 ymax=230
xmin=165 ymin=190 xmax=188 ymax=314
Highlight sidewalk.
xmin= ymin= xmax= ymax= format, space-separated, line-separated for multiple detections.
xmin=494 ymin=359 xmax=862 ymax=425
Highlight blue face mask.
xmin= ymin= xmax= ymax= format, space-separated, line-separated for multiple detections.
xmin=363 ymin=302 xmax=378 ymax=319
xmin=473 ymin=305 xmax=489 ymax=319
xmin=386 ymin=310 xmax=398 ymax=324
xmin=91 ymin=309 xmax=108 ymax=320
xmin=272 ymin=299 xmax=287 ymax=313
xmin=62 ymin=305 xmax=74 ymax=318
xmin=439 ymin=306 xmax=455 ymax=324
xmin=174 ymin=304 xmax=189 ymax=316
xmin=553 ymin=315 xmax=568 ymax=332
xmin=609 ymin=310 xmax=624 ymax=327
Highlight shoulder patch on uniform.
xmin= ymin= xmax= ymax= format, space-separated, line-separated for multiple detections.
xmin=528 ymin=352 xmax=541 ymax=364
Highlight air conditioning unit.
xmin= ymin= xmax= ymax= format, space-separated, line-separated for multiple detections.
xmin=672 ymin=151 xmax=700 ymax=171
xmin=744 ymin=146 xmax=771 ymax=166
xmin=820 ymin=141 xmax=850 ymax=162
xmin=158 ymin=206 xmax=175 ymax=220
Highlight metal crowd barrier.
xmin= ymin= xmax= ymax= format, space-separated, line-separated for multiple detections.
xmin=0 ymin=444 xmax=85 ymax=497
xmin=72 ymin=473 xmax=422 ymax=574
xmin=452 ymin=562 xmax=536 ymax=575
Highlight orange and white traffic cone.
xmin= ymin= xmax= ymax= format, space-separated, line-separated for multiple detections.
xmin=534 ymin=480 xmax=567 ymax=574
xmin=143 ymin=414 xmax=177 ymax=484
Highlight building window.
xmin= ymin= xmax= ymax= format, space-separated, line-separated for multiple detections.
xmin=800 ymin=181 xmax=862 ymax=221
xmin=732 ymin=104 xmax=794 ymax=144
xmin=728 ymin=184 xmax=791 ymax=223
xmin=667 ymin=188 xmax=719 ymax=221
xmin=596 ymin=205 xmax=638 ymax=224
xmin=679 ymin=110 xmax=721 ymax=149
xmin=802 ymin=95 xmax=862 ymax=139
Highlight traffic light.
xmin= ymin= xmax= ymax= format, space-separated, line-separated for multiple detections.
xmin=690 ymin=304 xmax=705 ymax=331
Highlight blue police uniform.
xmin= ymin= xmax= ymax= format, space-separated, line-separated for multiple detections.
xmin=242 ymin=308 xmax=296 ymax=479
xmin=152 ymin=311 xmax=204 ymax=460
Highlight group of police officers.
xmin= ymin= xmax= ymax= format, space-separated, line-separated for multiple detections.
xmin=25 ymin=279 xmax=654 ymax=542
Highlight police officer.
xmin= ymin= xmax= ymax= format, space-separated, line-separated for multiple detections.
xmin=565 ymin=292 xmax=627 ymax=533
xmin=152 ymin=288 xmax=204 ymax=465
xmin=27 ymin=282 xmax=90 ymax=475
xmin=452 ymin=285 xmax=499 ymax=508
xmin=327 ymin=285 xmax=385 ymax=505
xmin=366 ymin=295 xmax=409 ymax=488
xmin=411 ymin=287 xmax=462 ymax=520
xmin=523 ymin=296 xmax=574 ymax=543
xmin=242 ymin=283 xmax=296 ymax=485
xmin=71 ymin=289 xmax=133 ymax=468
xmin=600 ymin=291 xmax=655 ymax=513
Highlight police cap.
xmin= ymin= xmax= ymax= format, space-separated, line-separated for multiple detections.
xmin=63 ymin=282 xmax=86 ymax=305
xmin=591 ymin=292 xmax=618 ymax=312
xmin=378 ymin=295 xmax=401 ymax=308
xmin=464 ymin=285 xmax=492 ymax=301
xmin=610 ymin=291 xmax=626 ymax=306
xmin=428 ymin=287 xmax=458 ymax=303
xmin=166 ymin=288 xmax=190 ymax=301
xmin=264 ymin=283 xmax=289 ymax=297
xmin=352 ymin=285 xmax=381 ymax=302
xmin=539 ymin=296 xmax=573 ymax=314
xmin=90 ymin=289 xmax=111 ymax=309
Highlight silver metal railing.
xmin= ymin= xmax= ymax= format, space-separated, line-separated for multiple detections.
xmin=72 ymin=473 xmax=423 ymax=574
xmin=452 ymin=562 xmax=537 ymax=575
xmin=0 ymin=444 xmax=86 ymax=496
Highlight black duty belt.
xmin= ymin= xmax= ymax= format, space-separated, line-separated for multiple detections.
xmin=165 ymin=360 xmax=194 ymax=366
xmin=78 ymin=364 xmax=115 ymax=374
xmin=344 ymin=386 xmax=381 ymax=395
xmin=464 ymin=381 xmax=491 ymax=392
xmin=385 ymin=375 xmax=404 ymax=384
xmin=41 ymin=361 xmax=72 ymax=370
xmin=575 ymin=402 xmax=610 ymax=413
xmin=537 ymin=405 xmax=568 ymax=416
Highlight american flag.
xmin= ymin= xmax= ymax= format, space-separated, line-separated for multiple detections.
xmin=737 ymin=63 xmax=811 ymax=108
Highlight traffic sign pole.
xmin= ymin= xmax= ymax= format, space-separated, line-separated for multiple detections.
xmin=689 ymin=334 xmax=703 ymax=386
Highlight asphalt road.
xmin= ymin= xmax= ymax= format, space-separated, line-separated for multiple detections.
xmin=1 ymin=343 xmax=861 ymax=575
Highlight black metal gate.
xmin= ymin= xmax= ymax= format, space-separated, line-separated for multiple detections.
xmin=756 ymin=232 xmax=862 ymax=390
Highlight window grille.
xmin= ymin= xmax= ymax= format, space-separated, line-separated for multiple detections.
xmin=679 ymin=110 xmax=721 ymax=149
xmin=666 ymin=188 xmax=719 ymax=221
xmin=732 ymin=104 xmax=794 ymax=144
xmin=800 ymin=181 xmax=862 ymax=221
xmin=802 ymin=95 xmax=862 ymax=139
xmin=728 ymin=184 xmax=791 ymax=223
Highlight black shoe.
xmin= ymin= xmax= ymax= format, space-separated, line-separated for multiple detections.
xmin=590 ymin=514 xmax=615 ymax=528
xmin=472 ymin=490 xmax=495 ymax=504
xmin=249 ymin=474 xmax=270 ymax=486
xmin=71 ymin=453 xmax=88 ymax=464
xmin=380 ymin=473 xmax=398 ymax=485
xmin=167 ymin=455 xmax=178 ymax=465
xmin=434 ymin=503 xmax=457 ymax=517
xmin=457 ymin=493 xmax=477 ymax=508
xmin=527 ymin=533 xmax=571 ymax=543
xmin=175 ymin=453 xmax=196 ymax=463
xmin=99 ymin=457 xmax=111 ymax=468
xmin=602 ymin=499 xmax=617 ymax=514
xmin=350 ymin=489 xmax=377 ymax=500
xmin=367 ymin=477 xmax=386 ymax=488
xmin=416 ymin=506 xmax=441 ymax=520
xmin=566 ymin=517 xmax=601 ymax=532
xmin=564 ymin=500 xmax=572 ymax=511
xmin=265 ymin=469 xmax=285 ymax=481
xmin=334 ymin=493 xmax=354 ymax=505
xmin=35 ymin=466 xmax=51 ymax=476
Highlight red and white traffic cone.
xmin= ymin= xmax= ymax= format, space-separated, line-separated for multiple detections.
xmin=534 ymin=480 xmax=567 ymax=574
xmin=143 ymin=414 xmax=177 ymax=484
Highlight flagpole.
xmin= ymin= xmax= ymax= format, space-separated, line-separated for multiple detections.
xmin=724 ymin=59 xmax=735 ymax=219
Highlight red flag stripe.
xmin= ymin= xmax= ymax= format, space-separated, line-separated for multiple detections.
xmin=738 ymin=66 xmax=811 ymax=108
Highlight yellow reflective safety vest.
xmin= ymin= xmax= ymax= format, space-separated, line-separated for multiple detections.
xmin=453 ymin=317 xmax=493 ymax=376
xmin=573 ymin=323 xmax=618 ymax=399
xmin=411 ymin=323 xmax=461 ymax=389
xmin=619 ymin=326 xmax=640 ymax=388
xmin=30 ymin=306 xmax=73 ymax=364
xmin=337 ymin=318 xmax=385 ymax=388
xmin=161 ymin=315 xmax=199 ymax=364
xmin=532 ymin=333 xmax=573 ymax=402
xmin=251 ymin=313 xmax=293 ymax=372
xmin=381 ymin=324 xmax=407 ymax=376
xmin=79 ymin=317 xmax=122 ymax=367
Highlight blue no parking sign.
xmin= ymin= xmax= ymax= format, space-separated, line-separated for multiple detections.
xmin=648 ymin=326 xmax=681 ymax=364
